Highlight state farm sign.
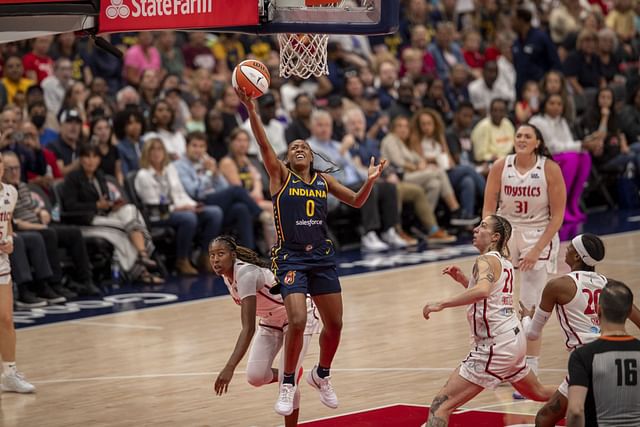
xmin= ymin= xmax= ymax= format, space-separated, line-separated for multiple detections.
xmin=99 ymin=0 xmax=258 ymax=33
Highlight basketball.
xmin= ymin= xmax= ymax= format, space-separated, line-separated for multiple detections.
xmin=232 ymin=59 xmax=271 ymax=99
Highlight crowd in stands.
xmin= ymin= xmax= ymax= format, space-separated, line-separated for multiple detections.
xmin=1 ymin=0 xmax=640 ymax=307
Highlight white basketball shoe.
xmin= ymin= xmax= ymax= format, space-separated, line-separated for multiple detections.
xmin=1 ymin=371 xmax=35 ymax=393
xmin=306 ymin=366 xmax=338 ymax=408
xmin=274 ymin=383 xmax=296 ymax=416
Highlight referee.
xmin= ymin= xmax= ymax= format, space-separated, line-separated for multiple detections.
xmin=567 ymin=279 xmax=640 ymax=427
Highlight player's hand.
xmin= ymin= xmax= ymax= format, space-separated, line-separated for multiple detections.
xmin=0 ymin=239 xmax=13 ymax=255
xmin=518 ymin=247 xmax=542 ymax=272
xmin=235 ymin=87 xmax=255 ymax=111
xmin=519 ymin=301 xmax=535 ymax=319
xmin=423 ymin=302 xmax=444 ymax=320
xmin=442 ymin=265 xmax=468 ymax=287
xmin=214 ymin=365 xmax=234 ymax=395
xmin=367 ymin=157 xmax=387 ymax=181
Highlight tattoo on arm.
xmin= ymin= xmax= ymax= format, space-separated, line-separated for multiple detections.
xmin=474 ymin=256 xmax=497 ymax=284
xmin=426 ymin=394 xmax=449 ymax=427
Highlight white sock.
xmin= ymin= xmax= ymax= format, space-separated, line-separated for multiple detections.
xmin=526 ymin=356 xmax=539 ymax=375
xmin=2 ymin=361 xmax=16 ymax=375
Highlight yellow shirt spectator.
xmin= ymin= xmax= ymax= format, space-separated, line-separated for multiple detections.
xmin=605 ymin=7 xmax=636 ymax=41
xmin=1 ymin=77 xmax=35 ymax=104
xmin=471 ymin=116 xmax=515 ymax=162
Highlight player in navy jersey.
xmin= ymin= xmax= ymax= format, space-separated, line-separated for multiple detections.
xmin=238 ymin=89 xmax=387 ymax=417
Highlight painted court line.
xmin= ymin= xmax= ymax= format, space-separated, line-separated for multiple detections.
xmin=31 ymin=367 xmax=565 ymax=384
xmin=69 ymin=320 xmax=163 ymax=330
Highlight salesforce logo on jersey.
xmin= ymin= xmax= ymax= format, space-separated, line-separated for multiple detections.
xmin=296 ymin=219 xmax=323 ymax=227
xmin=13 ymin=293 xmax=178 ymax=326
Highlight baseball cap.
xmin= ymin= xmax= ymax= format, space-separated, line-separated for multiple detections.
xmin=59 ymin=109 xmax=83 ymax=124
xmin=258 ymin=92 xmax=276 ymax=107
xmin=363 ymin=87 xmax=379 ymax=101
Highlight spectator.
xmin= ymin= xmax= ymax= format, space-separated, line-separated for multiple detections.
xmin=174 ymin=132 xmax=264 ymax=250
xmin=549 ymin=0 xmax=590 ymax=45
xmin=284 ymin=93 xmax=313 ymax=143
xmin=60 ymin=81 xmax=89 ymax=126
xmin=189 ymin=68 xmax=217 ymax=109
xmin=619 ymin=85 xmax=640 ymax=144
xmin=219 ymin=85 xmax=243 ymax=140
xmin=375 ymin=59 xmax=399 ymax=110
xmin=242 ymin=91 xmax=287 ymax=158
xmin=541 ymin=70 xmax=577 ymax=125
xmin=461 ymin=30 xmax=485 ymax=78
xmin=123 ymin=32 xmax=161 ymax=87
xmin=380 ymin=115 xmax=456 ymax=243
xmin=468 ymin=60 xmax=515 ymax=117
xmin=114 ymin=108 xmax=145 ymax=176
xmin=205 ymin=108 xmax=227 ymax=160
xmin=185 ymin=98 xmax=207 ymax=134
xmin=529 ymin=94 xmax=594 ymax=223
xmin=115 ymin=86 xmax=141 ymax=113
xmin=0 ymin=108 xmax=19 ymax=152
xmin=1 ymin=56 xmax=34 ymax=105
xmin=444 ymin=63 xmax=471 ymax=112
xmin=10 ymin=232 xmax=50 ymax=308
xmin=3 ymin=151 xmax=99 ymax=297
xmin=212 ymin=34 xmax=245 ymax=75
xmin=446 ymin=101 xmax=485 ymax=174
xmin=361 ymin=89 xmax=388 ymax=142
xmin=60 ymin=143 xmax=162 ymax=284
xmin=84 ymin=93 xmax=112 ymax=123
xmin=135 ymin=137 xmax=223 ymax=274
xmin=605 ymin=0 xmax=636 ymax=42
xmin=326 ymin=95 xmax=347 ymax=142
xmin=17 ymin=121 xmax=61 ymax=191
xmin=494 ymin=33 xmax=516 ymax=97
xmin=27 ymin=101 xmax=58 ymax=147
xmin=410 ymin=108 xmax=483 ymax=224
xmin=422 ymin=78 xmax=454 ymax=124
xmin=182 ymin=32 xmax=216 ymax=74
xmin=138 ymin=69 xmax=160 ymax=115
xmin=49 ymin=32 xmax=92 ymax=84
xmin=49 ymin=108 xmax=84 ymax=176
xmin=511 ymin=7 xmax=562 ymax=97
xmin=515 ymin=80 xmax=541 ymax=125
xmin=563 ymin=29 xmax=605 ymax=98
xmin=307 ymin=110 xmax=402 ymax=251
xmin=218 ymin=128 xmax=276 ymax=250
xmin=147 ymin=99 xmax=186 ymax=160
xmin=400 ymin=47 xmax=432 ymax=81
xmin=597 ymin=27 xmax=624 ymax=84
xmin=89 ymin=117 xmax=123 ymax=186
xmin=470 ymin=98 xmax=515 ymax=163
xmin=427 ymin=21 xmax=465 ymax=81
xmin=579 ymin=87 xmax=639 ymax=182
xmin=22 ymin=36 xmax=54 ymax=83
xmin=85 ymin=35 xmax=123 ymax=95
xmin=386 ymin=78 xmax=418 ymax=121
xmin=567 ymin=280 xmax=640 ymax=427
xmin=156 ymin=31 xmax=185 ymax=78
xmin=343 ymin=73 xmax=365 ymax=111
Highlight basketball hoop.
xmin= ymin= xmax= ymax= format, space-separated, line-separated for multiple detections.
xmin=277 ymin=0 xmax=342 ymax=79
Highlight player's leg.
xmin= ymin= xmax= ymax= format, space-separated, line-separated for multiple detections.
xmin=307 ymin=268 xmax=342 ymax=409
xmin=425 ymin=367 xmax=484 ymax=425
xmin=535 ymin=389 xmax=568 ymax=427
xmin=0 ymin=280 xmax=35 ymax=393
xmin=521 ymin=267 xmax=548 ymax=370
xmin=511 ymin=370 xmax=555 ymax=402
xmin=246 ymin=326 xmax=282 ymax=387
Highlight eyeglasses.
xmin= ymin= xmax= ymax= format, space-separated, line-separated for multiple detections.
xmin=5 ymin=166 xmax=20 ymax=172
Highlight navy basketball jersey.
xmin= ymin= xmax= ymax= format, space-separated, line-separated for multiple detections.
xmin=272 ymin=171 xmax=329 ymax=245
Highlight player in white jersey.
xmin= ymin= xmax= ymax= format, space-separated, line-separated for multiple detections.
xmin=422 ymin=215 xmax=554 ymax=425
xmin=0 ymin=153 xmax=35 ymax=393
xmin=519 ymin=233 xmax=640 ymax=427
xmin=483 ymin=123 xmax=566 ymax=384
xmin=209 ymin=236 xmax=319 ymax=427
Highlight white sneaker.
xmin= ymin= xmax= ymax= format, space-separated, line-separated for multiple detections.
xmin=274 ymin=383 xmax=296 ymax=416
xmin=361 ymin=231 xmax=389 ymax=252
xmin=381 ymin=228 xmax=408 ymax=248
xmin=306 ymin=366 xmax=338 ymax=409
xmin=1 ymin=371 xmax=35 ymax=393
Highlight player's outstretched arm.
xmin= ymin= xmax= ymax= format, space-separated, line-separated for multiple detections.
xmin=236 ymin=88 xmax=287 ymax=187
xmin=323 ymin=157 xmax=387 ymax=208
xmin=423 ymin=255 xmax=499 ymax=319
xmin=482 ymin=158 xmax=505 ymax=218
xmin=214 ymin=295 xmax=257 ymax=396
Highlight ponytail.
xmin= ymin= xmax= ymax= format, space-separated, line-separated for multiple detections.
xmin=489 ymin=215 xmax=512 ymax=258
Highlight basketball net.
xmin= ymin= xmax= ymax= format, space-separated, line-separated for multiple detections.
xmin=277 ymin=0 xmax=345 ymax=79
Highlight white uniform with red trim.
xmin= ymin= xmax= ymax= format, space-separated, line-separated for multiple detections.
xmin=459 ymin=251 xmax=530 ymax=389
xmin=222 ymin=259 xmax=320 ymax=408
xmin=0 ymin=184 xmax=17 ymax=285
xmin=497 ymin=154 xmax=560 ymax=309
xmin=556 ymin=271 xmax=607 ymax=396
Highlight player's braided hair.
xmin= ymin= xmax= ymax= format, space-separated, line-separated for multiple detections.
xmin=489 ymin=214 xmax=512 ymax=258
xmin=210 ymin=235 xmax=270 ymax=269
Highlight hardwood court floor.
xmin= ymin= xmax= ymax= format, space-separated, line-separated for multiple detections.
xmin=4 ymin=231 xmax=640 ymax=427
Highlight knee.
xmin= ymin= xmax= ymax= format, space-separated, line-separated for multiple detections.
xmin=323 ymin=316 xmax=343 ymax=335
xmin=245 ymin=367 xmax=270 ymax=387
xmin=288 ymin=312 xmax=307 ymax=333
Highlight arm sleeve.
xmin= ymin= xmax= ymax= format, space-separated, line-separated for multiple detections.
xmin=235 ymin=265 xmax=262 ymax=300
xmin=568 ymin=348 xmax=591 ymax=387
xmin=522 ymin=307 xmax=552 ymax=341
